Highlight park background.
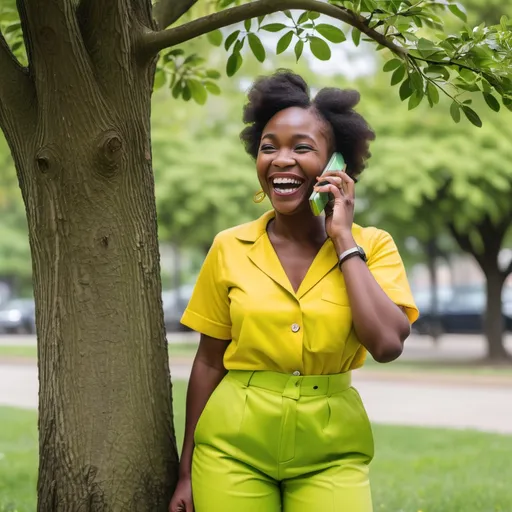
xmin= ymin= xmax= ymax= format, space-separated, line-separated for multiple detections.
xmin=1 ymin=0 xmax=512 ymax=510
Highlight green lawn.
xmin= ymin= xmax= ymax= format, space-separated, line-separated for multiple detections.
xmin=2 ymin=381 xmax=512 ymax=512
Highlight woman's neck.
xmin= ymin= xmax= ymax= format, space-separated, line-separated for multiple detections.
xmin=269 ymin=209 xmax=327 ymax=245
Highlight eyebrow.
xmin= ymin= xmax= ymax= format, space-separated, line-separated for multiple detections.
xmin=261 ymin=133 xmax=316 ymax=143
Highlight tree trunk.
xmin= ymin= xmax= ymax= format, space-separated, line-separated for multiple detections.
xmin=425 ymin=238 xmax=441 ymax=342
xmin=484 ymin=269 xmax=510 ymax=362
xmin=0 ymin=1 xmax=179 ymax=510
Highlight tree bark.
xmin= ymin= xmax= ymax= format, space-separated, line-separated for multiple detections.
xmin=448 ymin=219 xmax=510 ymax=363
xmin=0 ymin=1 xmax=179 ymax=510
xmin=425 ymin=238 xmax=442 ymax=342
xmin=484 ymin=268 xmax=510 ymax=361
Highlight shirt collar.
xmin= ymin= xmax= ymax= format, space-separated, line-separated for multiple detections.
xmin=234 ymin=210 xmax=276 ymax=242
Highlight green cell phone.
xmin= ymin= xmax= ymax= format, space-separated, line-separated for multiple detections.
xmin=309 ymin=152 xmax=346 ymax=216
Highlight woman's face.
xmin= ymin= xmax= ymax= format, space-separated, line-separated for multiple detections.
xmin=256 ymin=106 xmax=332 ymax=215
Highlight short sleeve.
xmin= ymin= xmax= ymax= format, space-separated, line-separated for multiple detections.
xmin=180 ymin=236 xmax=231 ymax=340
xmin=368 ymin=230 xmax=419 ymax=324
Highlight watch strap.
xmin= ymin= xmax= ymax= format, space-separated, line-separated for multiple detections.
xmin=338 ymin=246 xmax=366 ymax=269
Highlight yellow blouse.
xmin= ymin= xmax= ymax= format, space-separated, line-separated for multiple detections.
xmin=181 ymin=210 xmax=419 ymax=375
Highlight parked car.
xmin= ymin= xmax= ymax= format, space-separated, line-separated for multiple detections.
xmin=162 ymin=284 xmax=195 ymax=332
xmin=0 ymin=298 xmax=36 ymax=334
xmin=413 ymin=285 xmax=512 ymax=336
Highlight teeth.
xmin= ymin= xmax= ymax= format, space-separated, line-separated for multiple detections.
xmin=273 ymin=177 xmax=302 ymax=185
xmin=276 ymin=188 xmax=297 ymax=195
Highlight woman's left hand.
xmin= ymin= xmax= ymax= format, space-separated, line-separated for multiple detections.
xmin=313 ymin=171 xmax=355 ymax=244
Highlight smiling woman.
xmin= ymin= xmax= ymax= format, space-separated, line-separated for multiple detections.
xmin=169 ymin=70 xmax=418 ymax=512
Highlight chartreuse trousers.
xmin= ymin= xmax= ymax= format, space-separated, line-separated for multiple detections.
xmin=192 ymin=370 xmax=374 ymax=511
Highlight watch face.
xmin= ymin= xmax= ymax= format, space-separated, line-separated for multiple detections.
xmin=358 ymin=246 xmax=367 ymax=261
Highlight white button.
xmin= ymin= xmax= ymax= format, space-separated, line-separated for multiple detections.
xmin=292 ymin=371 xmax=301 ymax=376
xmin=291 ymin=323 xmax=300 ymax=333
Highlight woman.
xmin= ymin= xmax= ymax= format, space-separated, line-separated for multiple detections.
xmin=169 ymin=70 xmax=419 ymax=512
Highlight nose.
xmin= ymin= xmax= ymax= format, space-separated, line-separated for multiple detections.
xmin=272 ymin=149 xmax=296 ymax=168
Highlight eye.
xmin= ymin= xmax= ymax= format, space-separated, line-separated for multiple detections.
xmin=295 ymin=144 xmax=314 ymax=152
xmin=260 ymin=144 xmax=275 ymax=153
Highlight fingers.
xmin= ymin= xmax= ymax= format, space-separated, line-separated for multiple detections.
xmin=313 ymin=182 xmax=343 ymax=201
xmin=317 ymin=171 xmax=355 ymax=198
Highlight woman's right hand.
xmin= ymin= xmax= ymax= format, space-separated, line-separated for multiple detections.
xmin=169 ymin=477 xmax=194 ymax=512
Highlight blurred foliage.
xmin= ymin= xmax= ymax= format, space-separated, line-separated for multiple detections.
xmin=0 ymin=137 xmax=31 ymax=286
xmin=151 ymin=80 xmax=267 ymax=251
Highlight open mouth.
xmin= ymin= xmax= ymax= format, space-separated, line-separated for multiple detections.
xmin=271 ymin=177 xmax=305 ymax=196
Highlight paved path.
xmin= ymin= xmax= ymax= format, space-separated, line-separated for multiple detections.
xmin=2 ymin=362 xmax=511 ymax=435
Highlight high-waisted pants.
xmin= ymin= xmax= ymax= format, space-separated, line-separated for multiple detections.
xmin=192 ymin=370 xmax=374 ymax=511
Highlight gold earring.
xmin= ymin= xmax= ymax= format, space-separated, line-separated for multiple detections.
xmin=253 ymin=189 xmax=266 ymax=203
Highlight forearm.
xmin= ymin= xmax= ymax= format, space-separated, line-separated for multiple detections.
xmin=334 ymin=237 xmax=411 ymax=362
xmin=178 ymin=353 xmax=227 ymax=478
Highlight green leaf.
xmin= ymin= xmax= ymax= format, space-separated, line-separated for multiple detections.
xmin=459 ymin=68 xmax=475 ymax=83
xmin=424 ymin=66 xmax=450 ymax=81
xmin=204 ymin=81 xmax=221 ymax=95
xmin=224 ymin=30 xmax=240 ymax=50
xmin=501 ymin=15 xmax=509 ymax=30
xmin=352 ymin=28 xmax=361 ymax=47
xmin=206 ymin=69 xmax=221 ymax=79
xmin=248 ymin=34 xmax=266 ymax=63
xmin=276 ymin=31 xmax=294 ymax=54
xmin=153 ymin=69 xmax=166 ymax=90
xmin=226 ymin=52 xmax=243 ymax=77
xmin=309 ymin=36 xmax=331 ymax=61
xmin=503 ymin=98 xmax=512 ymax=112
xmin=171 ymin=81 xmax=182 ymax=99
xmin=182 ymin=84 xmax=191 ymax=101
xmin=298 ymin=12 xmax=310 ymax=24
xmin=206 ymin=30 xmax=223 ymax=47
xmin=309 ymin=12 xmax=321 ymax=20
xmin=408 ymin=90 xmax=424 ymax=110
xmin=294 ymin=40 xmax=304 ymax=62
xmin=261 ymin=23 xmax=287 ymax=32
xmin=462 ymin=106 xmax=482 ymax=127
xmin=244 ymin=18 xmax=251 ymax=31
xmin=450 ymin=101 xmax=461 ymax=123
xmin=188 ymin=80 xmax=208 ymax=105
xmin=448 ymin=4 xmax=467 ymax=22
xmin=383 ymin=59 xmax=402 ymax=72
xmin=315 ymin=24 xmax=346 ymax=43
xmin=283 ymin=10 xmax=294 ymax=20
xmin=410 ymin=71 xmax=423 ymax=92
xmin=426 ymin=82 xmax=440 ymax=106
xmin=483 ymin=93 xmax=500 ymax=112
xmin=391 ymin=64 xmax=406 ymax=86
xmin=399 ymin=77 xmax=413 ymax=101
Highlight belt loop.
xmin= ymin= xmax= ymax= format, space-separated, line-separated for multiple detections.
xmin=282 ymin=376 xmax=301 ymax=400
xmin=229 ymin=370 xmax=255 ymax=388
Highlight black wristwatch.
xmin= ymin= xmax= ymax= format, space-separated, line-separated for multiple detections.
xmin=338 ymin=245 xmax=367 ymax=270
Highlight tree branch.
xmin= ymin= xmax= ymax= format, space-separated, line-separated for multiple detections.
xmin=138 ymin=0 xmax=407 ymax=58
xmin=447 ymin=222 xmax=486 ymax=270
xmin=153 ymin=0 xmax=198 ymax=30
xmin=22 ymin=0 xmax=100 ymax=111
xmin=0 ymin=26 xmax=36 ymax=139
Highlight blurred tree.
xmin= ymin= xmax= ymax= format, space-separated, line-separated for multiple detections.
xmin=0 ymin=0 xmax=511 ymax=509
xmin=0 ymin=137 xmax=31 ymax=293
xmin=355 ymin=82 xmax=512 ymax=359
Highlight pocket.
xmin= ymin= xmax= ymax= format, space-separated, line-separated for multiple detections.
xmin=325 ymin=388 xmax=375 ymax=463
xmin=321 ymin=282 xmax=350 ymax=306
xmin=193 ymin=378 xmax=224 ymax=443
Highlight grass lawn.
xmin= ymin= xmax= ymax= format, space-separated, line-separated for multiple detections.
xmin=2 ymin=380 xmax=512 ymax=512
